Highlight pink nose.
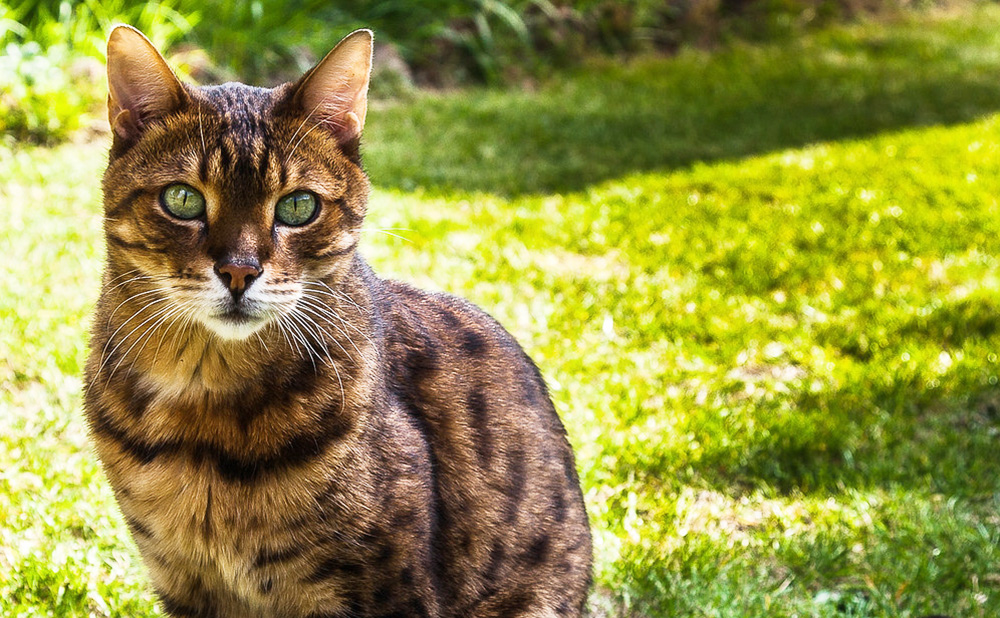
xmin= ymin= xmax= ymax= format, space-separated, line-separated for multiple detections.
xmin=215 ymin=262 xmax=261 ymax=296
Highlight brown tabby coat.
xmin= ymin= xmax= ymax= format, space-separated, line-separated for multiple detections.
xmin=83 ymin=25 xmax=591 ymax=618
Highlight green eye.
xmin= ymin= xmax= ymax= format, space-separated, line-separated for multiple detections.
xmin=161 ymin=184 xmax=205 ymax=220
xmin=275 ymin=191 xmax=318 ymax=226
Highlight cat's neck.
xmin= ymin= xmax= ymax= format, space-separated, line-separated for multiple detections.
xmin=139 ymin=326 xmax=277 ymax=398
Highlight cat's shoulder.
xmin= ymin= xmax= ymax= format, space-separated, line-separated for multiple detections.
xmin=375 ymin=278 xmax=525 ymax=356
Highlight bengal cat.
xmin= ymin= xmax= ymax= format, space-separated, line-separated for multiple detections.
xmin=84 ymin=25 xmax=592 ymax=618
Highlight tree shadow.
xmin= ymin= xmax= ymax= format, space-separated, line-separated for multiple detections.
xmin=600 ymin=295 xmax=1000 ymax=613
xmin=692 ymin=293 xmax=1000 ymax=499
xmin=364 ymin=20 xmax=1000 ymax=197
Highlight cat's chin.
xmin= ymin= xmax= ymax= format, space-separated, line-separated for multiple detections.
xmin=201 ymin=312 xmax=270 ymax=342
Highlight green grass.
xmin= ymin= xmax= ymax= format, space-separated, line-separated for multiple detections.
xmin=5 ymin=5 xmax=1000 ymax=617
xmin=364 ymin=8 xmax=1000 ymax=196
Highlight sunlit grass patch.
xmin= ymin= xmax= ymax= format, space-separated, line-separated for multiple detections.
xmin=618 ymin=487 xmax=998 ymax=617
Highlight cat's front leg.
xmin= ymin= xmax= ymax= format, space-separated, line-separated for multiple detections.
xmin=143 ymin=555 xmax=227 ymax=618
xmin=153 ymin=587 xmax=218 ymax=618
xmin=465 ymin=590 xmax=584 ymax=618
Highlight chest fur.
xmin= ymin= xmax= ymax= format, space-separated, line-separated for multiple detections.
xmin=87 ymin=375 xmax=375 ymax=612
xmin=107 ymin=439 xmax=321 ymax=585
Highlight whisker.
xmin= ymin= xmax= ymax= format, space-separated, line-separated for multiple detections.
xmin=354 ymin=228 xmax=412 ymax=243
xmin=300 ymin=281 xmax=362 ymax=312
xmin=287 ymin=310 xmax=334 ymax=366
xmin=150 ymin=300 xmax=197 ymax=368
xmin=287 ymin=301 xmax=349 ymax=414
xmin=123 ymin=304 xmax=189 ymax=376
xmin=298 ymin=284 xmax=375 ymax=350
xmin=100 ymin=295 xmax=172 ymax=365
xmin=274 ymin=318 xmax=299 ymax=358
xmin=254 ymin=330 xmax=270 ymax=355
xmin=283 ymin=99 xmax=324 ymax=153
xmin=315 ymin=302 xmax=374 ymax=352
xmin=284 ymin=86 xmax=353 ymax=165
xmin=102 ymin=303 xmax=177 ymax=383
xmin=373 ymin=230 xmax=412 ymax=242
xmin=285 ymin=114 xmax=335 ymax=167
xmin=329 ymin=350 xmax=345 ymax=413
xmin=281 ymin=314 xmax=316 ymax=371
xmin=106 ymin=286 xmax=172 ymax=326
xmin=106 ymin=276 xmax=150 ymax=296
xmin=296 ymin=296 xmax=360 ymax=359
xmin=104 ymin=269 xmax=143 ymax=289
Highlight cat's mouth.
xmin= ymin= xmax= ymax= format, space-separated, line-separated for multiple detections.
xmin=203 ymin=305 xmax=272 ymax=341
xmin=216 ymin=307 xmax=256 ymax=324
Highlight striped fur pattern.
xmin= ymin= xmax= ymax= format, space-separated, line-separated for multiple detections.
xmin=84 ymin=26 xmax=592 ymax=618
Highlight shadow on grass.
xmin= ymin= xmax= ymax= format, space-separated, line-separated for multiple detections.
xmin=589 ymin=286 xmax=1000 ymax=503
xmin=365 ymin=13 xmax=1000 ymax=196
xmin=614 ymin=369 xmax=1000 ymax=616
xmin=603 ymin=317 xmax=1000 ymax=614
xmin=697 ymin=335 xmax=1000 ymax=500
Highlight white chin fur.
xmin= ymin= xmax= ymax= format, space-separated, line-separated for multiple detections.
xmin=201 ymin=315 xmax=270 ymax=341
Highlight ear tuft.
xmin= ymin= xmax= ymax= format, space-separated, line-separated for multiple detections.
xmin=106 ymin=24 xmax=187 ymax=142
xmin=291 ymin=29 xmax=373 ymax=151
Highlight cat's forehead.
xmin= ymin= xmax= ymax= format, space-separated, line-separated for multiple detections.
xmin=179 ymin=83 xmax=287 ymax=202
xmin=187 ymin=83 xmax=295 ymax=167
xmin=198 ymin=82 xmax=274 ymax=112
xmin=193 ymin=83 xmax=284 ymax=137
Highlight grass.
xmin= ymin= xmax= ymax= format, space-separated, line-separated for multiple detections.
xmin=364 ymin=8 xmax=1000 ymax=196
xmin=4 ymin=5 xmax=1000 ymax=617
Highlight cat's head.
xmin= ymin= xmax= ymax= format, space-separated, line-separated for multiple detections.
xmin=102 ymin=25 xmax=372 ymax=342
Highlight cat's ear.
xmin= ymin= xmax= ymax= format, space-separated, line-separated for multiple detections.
xmin=106 ymin=24 xmax=187 ymax=142
xmin=290 ymin=29 xmax=373 ymax=150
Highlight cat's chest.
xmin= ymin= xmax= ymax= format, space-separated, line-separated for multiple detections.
xmin=115 ymin=450 xmax=327 ymax=610
xmin=96 ymin=391 xmax=338 ymax=606
xmin=119 ymin=450 xmax=305 ymax=558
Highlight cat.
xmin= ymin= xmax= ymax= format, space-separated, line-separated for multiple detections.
xmin=83 ymin=24 xmax=592 ymax=618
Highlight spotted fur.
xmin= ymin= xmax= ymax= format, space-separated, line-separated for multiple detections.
xmin=84 ymin=25 xmax=592 ymax=618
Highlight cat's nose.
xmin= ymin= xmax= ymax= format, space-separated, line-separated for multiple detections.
xmin=215 ymin=261 xmax=262 ymax=299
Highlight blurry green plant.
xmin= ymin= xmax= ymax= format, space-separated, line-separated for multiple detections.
xmin=181 ymin=1 xmax=457 ymax=84
xmin=0 ymin=0 xmax=976 ymax=144
xmin=10 ymin=0 xmax=196 ymax=53
xmin=439 ymin=0 xmax=533 ymax=84
xmin=0 ymin=40 xmax=92 ymax=142
xmin=0 ymin=0 xmax=196 ymax=143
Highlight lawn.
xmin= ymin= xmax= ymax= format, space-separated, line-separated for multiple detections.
xmin=4 ymin=5 xmax=1000 ymax=617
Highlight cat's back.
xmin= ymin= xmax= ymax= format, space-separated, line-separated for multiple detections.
xmin=371 ymin=275 xmax=593 ymax=616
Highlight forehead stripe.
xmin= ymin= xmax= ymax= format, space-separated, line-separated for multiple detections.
xmin=259 ymin=148 xmax=272 ymax=182
xmin=218 ymin=141 xmax=232 ymax=171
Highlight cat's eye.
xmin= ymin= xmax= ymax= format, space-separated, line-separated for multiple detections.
xmin=161 ymin=184 xmax=206 ymax=220
xmin=275 ymin=191 xmax=318 ymax=226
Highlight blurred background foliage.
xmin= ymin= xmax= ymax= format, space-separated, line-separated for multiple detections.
xmin=0 ymin=0 xmax=958 ymax=143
